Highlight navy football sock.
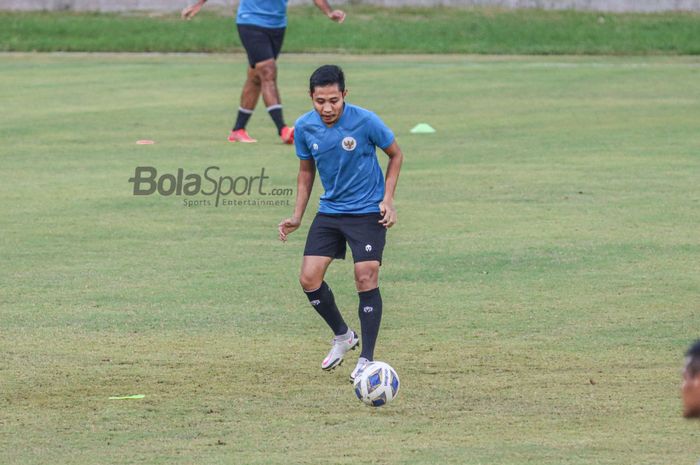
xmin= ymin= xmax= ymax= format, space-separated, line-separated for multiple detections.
xmin=267 ymin=105 xmax=286 ymax=135
xmin=358 ymin=287 xmax=382 ymax=360
xmin=233 ymin=107 xmax=253 ymax=131
xmin=304 ymin=281 xmax=348 ymax=336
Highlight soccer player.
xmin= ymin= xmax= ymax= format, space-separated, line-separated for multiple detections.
xmin=683 ymin=340 xmax=700 ymax=419
xmin=278 ymin=65 xmax=404 ymax=382
xmin=181 ymin=0 xmax=346 ymax=144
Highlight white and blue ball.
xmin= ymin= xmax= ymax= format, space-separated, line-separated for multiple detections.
xmin=353 ymin=361 xmax=400 ymax=407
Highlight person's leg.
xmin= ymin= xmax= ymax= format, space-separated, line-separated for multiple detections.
xmin=342 ymin=213 xmax=387 ymax=380
xmin=354 ymin=260 xmax=382 ymax=362
xmin=299 ymin=255 xmax=332 ymax=291
xmin=255 ymin=58 xmax=280 ymax=106
xmin=354 ymin=260 xmax=380 ymax=293
xmin=301 ymin=255 xmax=358 ymax=370
xmin=302 ymin=214 xmax=358 ymax=370
xmin=231 ymin=24 xmax=269 ymax=141
xmin=254 ymin=58 xmax=287 ymax=136
xmin=232 ymin=66 xmax=261 ymax=131
xmin=300 ymin=256 xmax=348 ymax=336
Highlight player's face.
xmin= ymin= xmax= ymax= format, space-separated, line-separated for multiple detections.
xmin=682 ymin=364 xmax=700 ymax=418
xmin=311 ymin=84 xmax=347 ymax=126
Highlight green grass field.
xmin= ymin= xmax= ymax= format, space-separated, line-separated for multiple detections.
xmin=2 ymin=6 xmax=700 ymax=54
xmin=1 ymin=53 xmax=699 ymax=464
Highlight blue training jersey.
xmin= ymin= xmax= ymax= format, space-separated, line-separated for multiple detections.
xmin=294 ymin=103 xmax=395 ymax=215
xmin=236 ymin=0 xmax=288 ymax=29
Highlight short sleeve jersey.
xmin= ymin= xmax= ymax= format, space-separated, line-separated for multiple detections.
xmin=236 ymin=0 xmax=288 ymax=29
xmin=294 ymin=103 xmax=395 ymax=215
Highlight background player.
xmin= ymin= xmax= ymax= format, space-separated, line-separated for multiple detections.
xmin=182 ymin=0 xmax=346 ymax=144
xmin=683 ymin=339 xmax=700 ymax=419
xmin=278 ymin=65 xmax=404 ymax=381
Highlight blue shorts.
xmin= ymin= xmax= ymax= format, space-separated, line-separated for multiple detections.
xmin=303 ymin=213 xmax=387 ymax=264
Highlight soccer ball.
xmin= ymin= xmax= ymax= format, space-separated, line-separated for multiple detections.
xmin=353 ymin=361 xmax=400 ymax=407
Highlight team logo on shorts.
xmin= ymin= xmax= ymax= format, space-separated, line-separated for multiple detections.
xmin=342 ymin=137 xmax=357 ymax=151
xmin=365 ymin=244 xmax=372 ymax=252
xmin=312 ymin=143 xmax=319 ymax=151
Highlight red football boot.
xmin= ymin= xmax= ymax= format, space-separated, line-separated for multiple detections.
xmin=280 ymin=126 xmax=295 ymax=145
xmin=228 ymin=129 xmax=257 ymax=143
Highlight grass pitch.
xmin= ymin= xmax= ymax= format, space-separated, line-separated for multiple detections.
xmin=1 ymin=53 xmax=699 ymax=464
xmin=1 ymin=7 xmax=700 ymax=54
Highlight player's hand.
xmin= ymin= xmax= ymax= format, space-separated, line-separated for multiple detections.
xmin=328 ymin=9 xmax=346 ymax=23
xmin=278 ymin=217 xmax=301 ymax=242
xmin=181 ymin=1 xmax=203 ymax=20
xmin=378 ymin=201 xmax=397 ymax=229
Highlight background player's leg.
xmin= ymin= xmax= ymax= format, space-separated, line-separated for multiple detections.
xmin=354 ymin=261 xmax=382 ymax=361
xmin=233 ymin=66 xmax=261 ymax=131
xmin=255 ymin=58 xmax=287 ymax=136
xmin=300 ymin=255 xmax=348 ymax=336
xmin=255 ymin=58 xmax=280 ymax=106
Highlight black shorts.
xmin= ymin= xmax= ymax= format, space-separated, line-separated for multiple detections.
xmin=304 ymin=213 xmax=387 ymax=264
xmin=237 ymin=24 xmax=285 ymax=68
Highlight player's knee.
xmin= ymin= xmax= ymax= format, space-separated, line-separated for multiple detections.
xmin=256 ymin=62 xmax=277 ymax=82
xmin=299 ymin=273 xmax=322 ymax=292
xmin=354 ymin=269 xmax=378 ymax=290
xmin=248 ymin=71 xmax=261 ymax=86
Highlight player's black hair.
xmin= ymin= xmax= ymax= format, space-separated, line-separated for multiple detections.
xmin=309 ymin=65 xmax=345 ymax=93
xmin=686 ymin=339 xmax=700 ymax=377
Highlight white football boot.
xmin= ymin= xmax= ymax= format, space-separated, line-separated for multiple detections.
xmin=349 ymin=357 xmax=370 ymax=383
xmin=321 ymin=330 xmax=359 ymax=371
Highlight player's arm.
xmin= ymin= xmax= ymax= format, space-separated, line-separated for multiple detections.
xmin=278 ymin=159 xmax=316 ymax=242
xmin=181 ymin=0 xmax=206 ymax=20
xmin=379 ymin=141 xmax=403 ymax=229
xmin=313 ymin=0 xmax=346 ymax=23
